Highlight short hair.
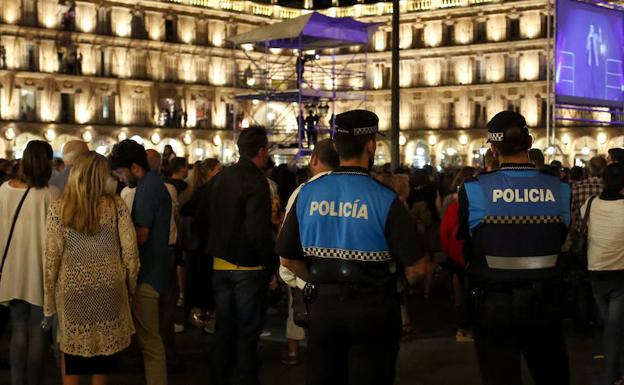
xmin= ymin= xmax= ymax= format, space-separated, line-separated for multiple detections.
xmin=237 ymin=127 xmax=268 ymax=159
xmin=18 ymin=140 xmax=53 ymax=188
xmin=168 ymin=157 xmax=188 ymax=175
xmin=311 ymin=139 xmax=339 ymax=169
xmin=333 ymin=132 xmax=375 ymax=160
xmin=570 ymin=166 xmax=583 ymax=182
xmin=145 ymin=149 xmax=161 ymax=171
xmin=528 ymin=148 xmax=545 ymax=169
xmin=608 ymin=148 xmax=624 ymax=163
xmin=587 ymin=156 xmax=607 ymax=178
xmin=603 ymin=163 xmax=624 ymax=193
xmin=109 ymin=139 xmax=149 ymax=172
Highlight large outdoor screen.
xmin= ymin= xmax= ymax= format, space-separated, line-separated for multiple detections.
xmin=556 ymin=0 xmax=624 ymax=107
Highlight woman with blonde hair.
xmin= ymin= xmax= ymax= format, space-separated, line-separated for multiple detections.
xmin=44 ymin=152 xmax=139 ymax=385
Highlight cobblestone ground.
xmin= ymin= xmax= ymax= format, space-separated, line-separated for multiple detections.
xmin=0 ymin=291 xmax=605 ymax=385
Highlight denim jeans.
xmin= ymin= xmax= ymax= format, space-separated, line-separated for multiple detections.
xmin=211 ymin=269 xmax=269 ymax=385
xmin=9 ymin=300 xmax=48 ymax=385
xmin=592 ymin=279 xmax=624 ymax=385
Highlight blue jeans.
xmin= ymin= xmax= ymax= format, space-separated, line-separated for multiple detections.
xmin=9 ymin=300 xmax=48 ymax=385
xmin=592 ymin=280 xmax=624 ymax=385
xmin=211 ymin=270 xmax=269 ymax=385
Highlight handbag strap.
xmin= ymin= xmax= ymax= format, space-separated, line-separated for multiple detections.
xmin=1 ymin=187 xmax=31 ymax=274
xmin=580 ymin=195 xmax=597 ymax=235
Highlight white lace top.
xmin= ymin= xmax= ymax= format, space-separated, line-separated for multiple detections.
xmin=44 ymin=196 xmax=140 ymax=357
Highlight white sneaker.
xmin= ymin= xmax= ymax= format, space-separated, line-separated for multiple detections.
xmin=260 ymin=330 xmax=272 ymax=338
xmin=174 ymin=324 xmax=185 ymax=333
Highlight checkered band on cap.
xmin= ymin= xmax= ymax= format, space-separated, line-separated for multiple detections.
xmin=488 ymin=132 xmax=504 ymax=142
xmin=303 ymin=247 xmax=391 ymax=262
xmin=336 ymin=125 xmax=379 ymax=136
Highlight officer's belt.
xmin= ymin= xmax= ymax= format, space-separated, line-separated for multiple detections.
xmin=315 ymin=283 xmax=394 ymax=296
xmin=486 ymin=255 xmax=558 ymax=270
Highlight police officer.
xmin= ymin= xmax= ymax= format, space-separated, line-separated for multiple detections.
xmin=276 ymin=110 xmax=421 ymax=385
xmin=458 ymin=111 xmax=571 ymax=385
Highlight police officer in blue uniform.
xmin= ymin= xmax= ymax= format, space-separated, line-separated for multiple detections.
xmin=276 ymin=110 xmax=422 ymax=385
xmin=458 ymin=111 xmax=572 ymax=385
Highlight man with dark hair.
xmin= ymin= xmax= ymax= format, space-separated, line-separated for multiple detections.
xmin=607 ymin=147 xmax=624 ymax=164
xmin=310 ymin=138 xmax=340 ymax=171
xmin=197 ymin=127 xmax=275 ymax=385
xmin=110 ymin=139 xmax=171 ymax=385
xmin=458 ymin=111 xmax=571 ymax=385
xmin=277 ymin=110 xmax=422 ymax=385
xmin=166 ymin=157 xmax=189 ymax=196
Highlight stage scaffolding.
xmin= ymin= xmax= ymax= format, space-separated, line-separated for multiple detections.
xmin=229 ymin=12 xmax=380 ymax=158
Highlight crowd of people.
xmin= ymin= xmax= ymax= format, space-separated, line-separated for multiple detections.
xmin=0 ymin=115 xmax=622 ymax=385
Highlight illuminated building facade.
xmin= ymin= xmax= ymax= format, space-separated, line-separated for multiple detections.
xmin=0 ymin=0 xmax=621 ymax=165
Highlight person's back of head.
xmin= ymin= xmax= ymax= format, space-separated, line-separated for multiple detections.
xmin=168 ymin=157 xmax=188 ymax=178
xmin=110 ymin=139 xmax=149 ymax=173
xmin=62 ymin=151 xmax=114 ymax=235
xmin=310 ymin=139 xmax=339 ymax=172
xmin=237 ymin=127 xmax=269 ymax=165
xmin=145 ymin=149 xmax=162 ymax=172
xmin=19 ymin=140 xmax=53 ymax=188
xmin=487 ymin=111 xmax=532 ymax=160
xmin=607 ymin=148 xmax=624 ymax=164
xmin=528 ymin=148 xmax=545 ymax=170
xmin=62 ymin=140 xmax=89 ymax=166
xmin=411 ymin=168 xmax=430 ymax=188
xmin=603 ymin=163 xmax=624 ymax=194
xmin=587 ymin=156 xmax=607 ymax=178
xmin=192 ymin=158 xmax=221 ymax=190
xmin=550 ymin=160 xmax=562 ymax=169
xmin=332 ymin=111 xmax=378 ymax=163
xmin=570 ymin=166 xmax=584 ymax=182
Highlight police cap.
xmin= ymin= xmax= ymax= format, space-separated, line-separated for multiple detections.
xmin=335 ymin=110 xmax=384 ymax=137
xmin=486 ymin=111 xmax=530 ymax=144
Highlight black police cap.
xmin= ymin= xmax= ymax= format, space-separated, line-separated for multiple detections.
xmin=334 ymin=110 xmax=383 ymax=137
xmin=486 ymin=111 xmax=529 ymax=143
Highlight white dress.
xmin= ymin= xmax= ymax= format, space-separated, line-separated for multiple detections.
xmin=0 ymin=182 xmax=59 ymax=307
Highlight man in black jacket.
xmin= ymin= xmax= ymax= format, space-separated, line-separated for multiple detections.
xmin=197 ymin=127 xmax=275 ymax=385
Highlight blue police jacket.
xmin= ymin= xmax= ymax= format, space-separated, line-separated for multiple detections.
xmin=294 ymin=167 xmax=397 ymax=285
xmin=460 ymin=164 xmax=571 ymax=283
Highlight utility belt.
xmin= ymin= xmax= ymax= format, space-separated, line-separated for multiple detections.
xmin=471 ymin=281 xmax=562 ymax=320
xmin=303 ymin=282 xmax=397 ymax=303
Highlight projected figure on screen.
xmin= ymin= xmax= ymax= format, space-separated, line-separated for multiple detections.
xmin=586 ymin=24 xmax=603 ymax=67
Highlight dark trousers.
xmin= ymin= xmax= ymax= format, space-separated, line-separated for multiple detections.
xmin=184 ymin=251 xmax=214 ymax=315
xmin=474 ymin=286 xmax=569 ymax=385
xmin=307 ymin=291 xmax=401 ymax=385
xmin=211 ymin=270 xmax=269 ymax=385
xmin=592 ymin=279 xmax=624 ymax=385
xmin=159 ymin=278 xmax=180 ymax=366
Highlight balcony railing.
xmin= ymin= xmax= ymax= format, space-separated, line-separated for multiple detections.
xmin=159 ymin=0 xmax=499 ymax=18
